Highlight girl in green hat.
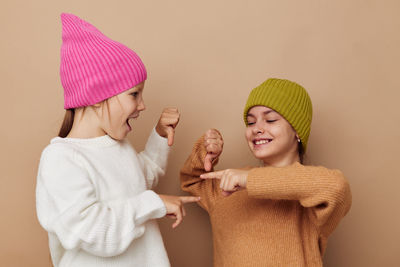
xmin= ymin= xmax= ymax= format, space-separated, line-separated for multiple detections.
xmin=180 ymin=78 xmax=352 ymax=266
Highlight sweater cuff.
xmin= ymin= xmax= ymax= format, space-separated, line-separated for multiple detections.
xmin=130 ymin=190 xmax=167 ymax=224
xmin=143 ymin=127 xmax=170 ymax=170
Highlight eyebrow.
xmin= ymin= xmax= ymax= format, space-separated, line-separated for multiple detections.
xmin=247 ymin=110 xmax=276 ymax=118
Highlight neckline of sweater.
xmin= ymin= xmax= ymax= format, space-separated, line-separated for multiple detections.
xmin=50 ymin=134 xmax=121 ymax=148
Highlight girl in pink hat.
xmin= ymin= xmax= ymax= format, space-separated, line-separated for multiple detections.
xmin=36 ymin=13 xmax=198 ymax=267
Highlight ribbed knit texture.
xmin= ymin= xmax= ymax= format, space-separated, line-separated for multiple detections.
xmin=180 ymin=136 xmax=352 ymax=267
xmin=36 ymin=129 xmax=171 ymax=266
xmin=244 ymin=78 xmax=313 ymax=151
xmin=60 ymin=13 xmax=147 ymax=109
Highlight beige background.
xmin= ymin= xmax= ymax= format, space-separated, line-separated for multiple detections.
xmin=1 ymin=0 xmax=399 ymax=266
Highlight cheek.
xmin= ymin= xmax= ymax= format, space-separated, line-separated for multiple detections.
xmin=245 ymin=128 xmax=252 ymax=143
xmin=127 ymin=100 xmax=138 ymax=113
xmin=277 ymin=125 xmax=296 ymax=143
xmin=107 ymin=108 xmax=125 ymax=129
xmin=97 ymin=110 xmax=111 ymax=129
xmin=118 ymin=99 xmax=136 ymax=116
xmin=270 ymin=122 xmax=288 ymax=135
xmin=268 ymin=124 xmax=282 ymax=137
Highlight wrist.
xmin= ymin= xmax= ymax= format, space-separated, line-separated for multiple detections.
xmin=155 ymin=125 xmax=166 ymax=138
xmin=241 ymin=172 xmax=248 ymax=188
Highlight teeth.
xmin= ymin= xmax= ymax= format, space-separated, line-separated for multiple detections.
xmin=254 ymin=139 xmax=270 ymax=145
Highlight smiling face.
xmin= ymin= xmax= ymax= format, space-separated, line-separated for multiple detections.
xmin=98 ymin=82 xmax=146 ymax=140
xmin=245 ymin=106 xmax=300 ymax=166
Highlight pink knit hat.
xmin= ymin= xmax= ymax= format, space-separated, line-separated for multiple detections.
xmin=60 ymin=13 xmax=147 ymax=109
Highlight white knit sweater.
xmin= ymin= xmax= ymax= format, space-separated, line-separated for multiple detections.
xmin=36 ymin=128 xmax=171 ymax=267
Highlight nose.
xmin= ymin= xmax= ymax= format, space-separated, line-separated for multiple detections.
xmin=138 ymin=99 xmax=146 ymax=111
xmin=252 ymin=123 xmax=264 ymax=135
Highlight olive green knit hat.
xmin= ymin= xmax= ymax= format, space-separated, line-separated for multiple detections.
xmin=243 ymin=78 xmax=313 ymax=151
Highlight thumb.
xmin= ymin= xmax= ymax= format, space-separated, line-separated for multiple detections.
xmin=166 ymin=127 xmax=174 ymax=146
xmin=204 ymin=153 xmax=214 ymax=171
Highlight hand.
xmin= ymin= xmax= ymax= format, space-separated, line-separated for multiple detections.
xmin=200 ymin=169 xmax=248 ymax=197
xmin=203 ymin=129 xmax=224 ymax=171
xmin=156 ymin=108 xmax=180 ymax=146
xmin=158 ymin=194 xmax=200 ymax=228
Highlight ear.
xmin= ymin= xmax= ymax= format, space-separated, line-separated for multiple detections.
xmin=93 ymin=99 xmax=111 ymax=112
xmin=295 ymin=133 xmax=301 ymax=143
xmin=92 ymin=102 xmax=102 ymax=108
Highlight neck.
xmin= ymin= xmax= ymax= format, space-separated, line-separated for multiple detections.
xmin=262 ymin=149 xmax=300 ymax=168
xmin=67 ymin=107 xmax=105 ymax=138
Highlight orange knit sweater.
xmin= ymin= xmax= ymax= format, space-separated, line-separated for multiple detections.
xmin=180 ymin=136 xmax=352 ymax=267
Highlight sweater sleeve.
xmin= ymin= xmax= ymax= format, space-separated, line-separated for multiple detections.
xmin=246 ymin=162 xmax=352 ymax=239
xmin=36 ymin=145 xmax=166 ymax=257
xmin=180 ymin=135 xmax=221 ymax=212
xmin=137 ymin=127 xmax=170 ymax=189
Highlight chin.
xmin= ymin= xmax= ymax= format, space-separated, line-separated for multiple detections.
xmin=251 ymin=150 xmax=270 ymax=160
xmin=252 ymin=147 xmax=282 ymax=162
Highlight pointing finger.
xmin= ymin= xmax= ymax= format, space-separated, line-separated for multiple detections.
xmin=200 ymin=170 xmax=224 ymax=179
xmin=180 ymin=196 xmax=201 ymax=204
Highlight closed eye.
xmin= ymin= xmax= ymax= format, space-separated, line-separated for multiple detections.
xmin=266 ymin=120 xmax=277 ymax=123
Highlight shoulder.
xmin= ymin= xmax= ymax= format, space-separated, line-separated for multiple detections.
xmin=297 ymin=162 xmax=344 ymax=176
xmin=40 ymin=141 xmax=78 ymax=164
xmin=38 ymin=140 xmax=88 ymax=176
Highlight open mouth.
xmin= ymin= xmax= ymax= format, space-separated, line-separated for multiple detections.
xmin=126 ymin=113 xmax=139 ymax=131
xmin=126 ymin=114 xmax=139 ymax=131
xmin=253 ymin=138 xmax=272 ymax=145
